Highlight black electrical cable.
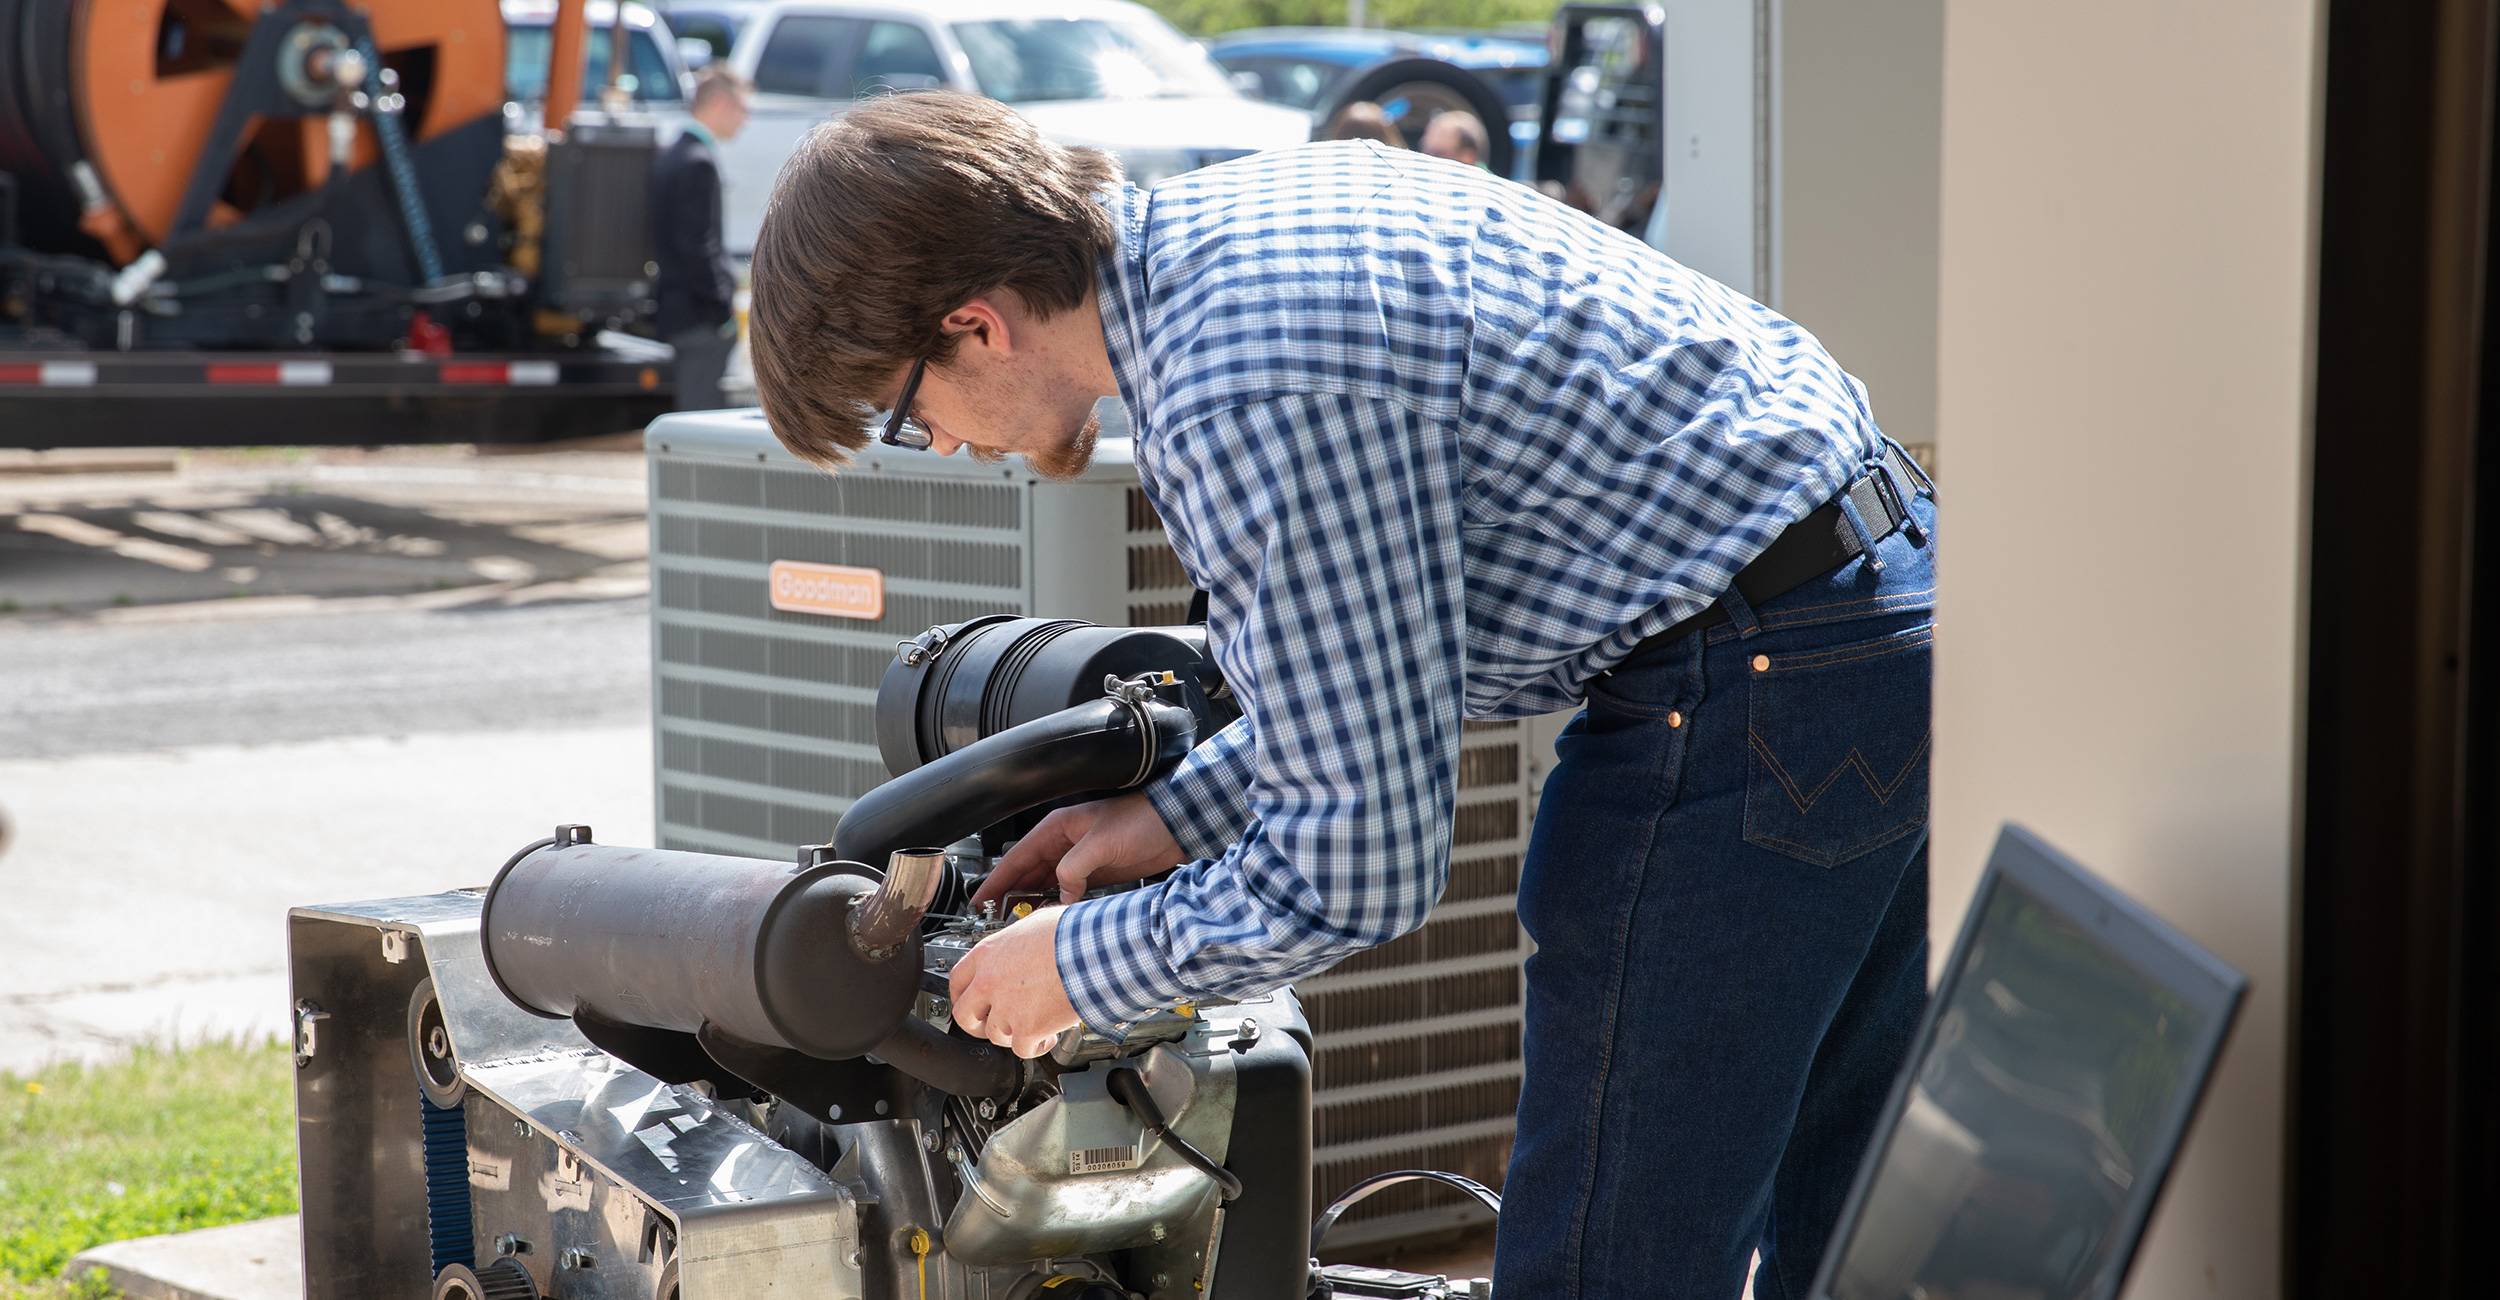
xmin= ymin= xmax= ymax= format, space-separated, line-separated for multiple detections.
xmin=1308 ymin=1170 xmax=1502 ymax=1256
xmin=1105 ymin=1066 xmax=1242 ymax=1201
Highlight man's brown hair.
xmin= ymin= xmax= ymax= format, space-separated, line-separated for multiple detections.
xmin=747 ymin=92 xmax=1121 ymax=467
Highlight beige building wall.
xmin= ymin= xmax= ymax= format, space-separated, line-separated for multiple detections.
xmin=1777 ymin=0 xmax=1946 ymax=452
xmin=1929 ymin=1 xmax=2320 ymax=1297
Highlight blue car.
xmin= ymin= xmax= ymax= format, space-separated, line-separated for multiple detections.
xmin=1206 ymin=26 xmax=1548 ymax=180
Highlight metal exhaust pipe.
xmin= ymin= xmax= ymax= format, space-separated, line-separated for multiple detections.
xmin=851 ymin=848 xmax=946 ymax=957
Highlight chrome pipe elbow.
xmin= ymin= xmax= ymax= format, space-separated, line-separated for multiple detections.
xmin=851 ymin=847 xmax=947 ymax=958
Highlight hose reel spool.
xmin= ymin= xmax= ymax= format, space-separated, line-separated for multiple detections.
xmin=0 ymin=0 xmax=505 ymax=258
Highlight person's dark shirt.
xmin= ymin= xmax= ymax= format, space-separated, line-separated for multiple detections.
xmin=650 ymin=124 xmax=735 ymax=336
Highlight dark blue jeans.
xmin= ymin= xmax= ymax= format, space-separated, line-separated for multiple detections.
xmin=1494 ymin=491 xmax=1936 ymax=1300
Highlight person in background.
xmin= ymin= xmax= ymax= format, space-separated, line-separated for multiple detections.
xmin=1420 ymin=110 xmax=1490 ymax=169
xmin=651 ymin=66 xmax=751 ymax=410
xmin=1320 ymin=100 xmax=1406 ymax=148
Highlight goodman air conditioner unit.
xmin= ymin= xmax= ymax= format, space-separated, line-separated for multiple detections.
xmin=644 ymin=406 xmax=1562 ymax=1251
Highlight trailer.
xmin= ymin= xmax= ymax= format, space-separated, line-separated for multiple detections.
xmin=0 ymin=0 xmax=679 ymax=446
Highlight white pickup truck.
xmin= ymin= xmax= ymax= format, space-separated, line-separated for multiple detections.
xmin=714 ymin=0 xmax=1311 ymax=256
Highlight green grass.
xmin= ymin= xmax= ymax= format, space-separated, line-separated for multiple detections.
xmin=0 ymin=1041 xmax=298 ymax=1289
xmin=0 ymin=1268 xmax=120 ymax=1300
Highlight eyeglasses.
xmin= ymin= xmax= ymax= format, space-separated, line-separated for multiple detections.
xmin=881 ymin=357 xmax=933 ymax=449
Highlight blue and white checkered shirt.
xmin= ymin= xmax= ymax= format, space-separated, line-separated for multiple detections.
xmin=1054 ymin=142 xmax=1885 ymax=1034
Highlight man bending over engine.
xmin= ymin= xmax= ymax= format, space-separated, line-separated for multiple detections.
xmin=745 ymin=92 xmax=1935 ymax=1300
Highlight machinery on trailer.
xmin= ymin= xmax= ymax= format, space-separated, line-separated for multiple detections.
xmin=292 ymin=617 xmax=1504 ymax=1300
xmin=0 ymin=0 xmax=677 ymax=445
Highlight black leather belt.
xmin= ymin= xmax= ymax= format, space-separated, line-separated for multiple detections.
xmin=1623 ymin=441 xmax=1933 ymax=662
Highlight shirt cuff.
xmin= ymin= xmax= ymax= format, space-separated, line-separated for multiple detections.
xmin=1055 ymin=887 xmax=1190 ymax=1037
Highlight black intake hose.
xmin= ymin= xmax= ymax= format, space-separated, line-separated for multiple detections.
xmin=834 ymin=694 xmax=1196 ymax=867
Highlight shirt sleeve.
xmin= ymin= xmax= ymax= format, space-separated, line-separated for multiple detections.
xmin=1143 ymin=714 xmax=1256 ymax=862
xmin=1056 ymin=393 xmax=1468 ymax=1033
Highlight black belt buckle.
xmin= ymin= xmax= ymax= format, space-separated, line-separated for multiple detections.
xmin=1876 ymin=444 xmax=1929 ymax=544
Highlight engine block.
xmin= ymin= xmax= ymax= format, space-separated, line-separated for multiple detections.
xmin=289 ymin=889 xmax=1314 ymax=1300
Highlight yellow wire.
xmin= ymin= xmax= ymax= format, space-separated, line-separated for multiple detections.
xmin=911 ymin=1227 xmax=930 ymax=1300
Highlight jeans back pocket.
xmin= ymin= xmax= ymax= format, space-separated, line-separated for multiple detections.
xmin=1743 ymin=623 xmax=1933 ymax=868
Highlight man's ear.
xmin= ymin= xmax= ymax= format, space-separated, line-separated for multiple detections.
xmin=940 ymin=296 xmax=1014 ymax=355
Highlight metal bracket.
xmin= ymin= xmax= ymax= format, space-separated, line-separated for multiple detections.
xmin=896 ymin=625 xmax=953 ymax=668
xmin=293 ymin=999 xmax=331 ymax=1068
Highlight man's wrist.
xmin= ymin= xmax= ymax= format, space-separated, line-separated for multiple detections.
xmin=1053 ymin=888 xmax=1189 ymax=1038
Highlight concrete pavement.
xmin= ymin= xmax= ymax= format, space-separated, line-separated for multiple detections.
xmin=65 ymin=1216 xmax=302 ymax=1300
xmin=0 ymin=724 xmax=652 ymax=1072
xmin=0 ymin=446 xmax=664 ymax=1073
xmin=0 ymin=442 xmax=648 ymax=617
xmin=0 ymin=596 xmax=650 ymax=760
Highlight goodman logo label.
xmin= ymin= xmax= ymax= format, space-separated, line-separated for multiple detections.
xmin=768 ymin=561 xmax=885 ymax=619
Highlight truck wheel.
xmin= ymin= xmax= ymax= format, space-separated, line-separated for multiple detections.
xmin=1327 ymin=58 xmax=1515 ymax=178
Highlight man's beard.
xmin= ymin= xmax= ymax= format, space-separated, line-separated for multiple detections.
xmin=965 ymin=409 xmax=1102 ymax=482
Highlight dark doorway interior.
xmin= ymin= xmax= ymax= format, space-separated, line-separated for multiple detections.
xmin=2300 ymin=0 xmax=2500 ymax=1293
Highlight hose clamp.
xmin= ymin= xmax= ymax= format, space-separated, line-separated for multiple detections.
xmin=1103 ymin=673 xmax=1170 ymax=789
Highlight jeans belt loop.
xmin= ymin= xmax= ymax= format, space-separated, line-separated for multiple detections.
xmin=1718 ymin=583 xmax=1763 ymax=638
xmin=1835 ymin=490 xmax=1887 ymax=573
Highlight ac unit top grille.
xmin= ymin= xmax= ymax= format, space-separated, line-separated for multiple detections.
xmin=659 ymin=461 xmax=1022 ymax=528
xmin=660 ymin=517 xmax=1022 ymax=587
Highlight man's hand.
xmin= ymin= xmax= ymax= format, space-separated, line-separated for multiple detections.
xmin=971 ymin=793 xmax=1184 ymax=907
xmin=949 ymin=906 xmax=1080 ymax=1058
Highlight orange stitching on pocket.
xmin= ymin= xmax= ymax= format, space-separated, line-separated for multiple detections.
xmin=1749 ymin=726 xmax=1933 ymax=813
xmin=1758 ymin=628 xmax=1935 ymax=674
xmin=1586 ymin=674 xmax=1686 ymax=719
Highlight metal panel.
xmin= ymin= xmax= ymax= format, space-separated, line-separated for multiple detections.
xmin=290 ymin=893 xmax=857 ymax=1299
xmin=540 ymin=123 xmax=661 ymax=315
xmin=649 ymin=413 xmax=1041 ymax=859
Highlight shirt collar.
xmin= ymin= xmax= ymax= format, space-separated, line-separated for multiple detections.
xmin=681 ymin=120 xmax=719 ymax=152
xmin=1094 ymin=182 xmax=1154 ymax=425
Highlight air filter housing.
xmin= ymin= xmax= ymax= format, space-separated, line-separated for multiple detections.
xmin=643 ymin=406 xmax=1565 ymax=1251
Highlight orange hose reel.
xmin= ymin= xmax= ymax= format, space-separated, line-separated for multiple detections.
xmin=69 ymin=0 xmax=507 ymax=257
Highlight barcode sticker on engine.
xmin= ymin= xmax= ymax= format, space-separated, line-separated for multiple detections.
xmin=1069 ymin=1144 xmax=1141 ymax=1174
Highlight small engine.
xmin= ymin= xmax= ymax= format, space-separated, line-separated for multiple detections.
xmin=288 ymin=620 xmax=1495 ymax=1300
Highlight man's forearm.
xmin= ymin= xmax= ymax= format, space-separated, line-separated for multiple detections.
xmin=1144 ymin=715 xmax=1256 ymax=860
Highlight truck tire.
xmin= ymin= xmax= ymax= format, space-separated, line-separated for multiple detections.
xmin=1327 ymin=57 xmax=1515 ymax=178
